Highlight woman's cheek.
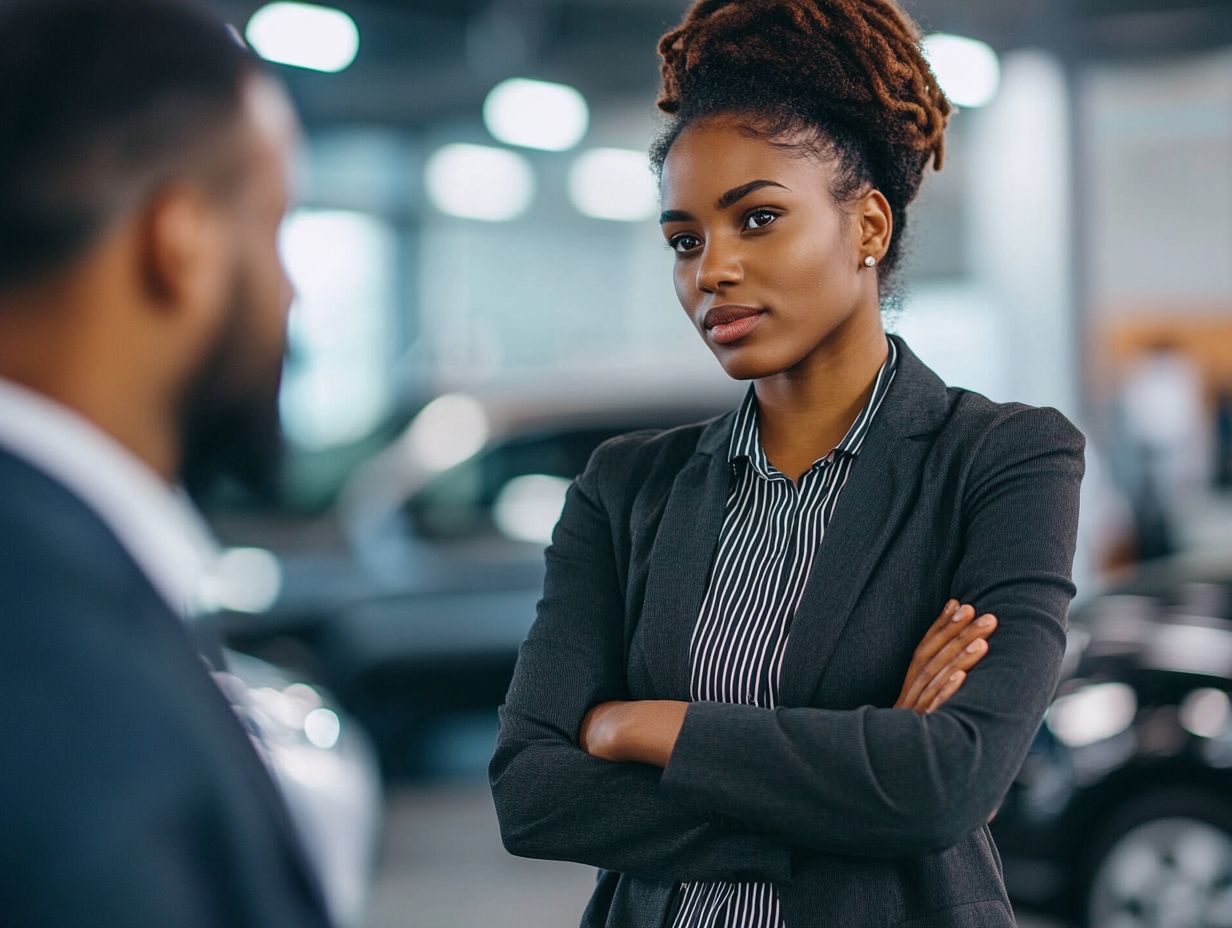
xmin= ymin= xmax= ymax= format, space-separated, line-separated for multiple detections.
xmin=673 ymin=270 xmax=697 ymax=317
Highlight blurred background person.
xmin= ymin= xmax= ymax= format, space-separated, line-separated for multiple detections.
xmin=0 ymin=1 xmax=334 ymax=925
xmin=117 ymin=0 xmax=1232 ymax=926
xmin=1114 ymin=339 xmax=1208 ymax=562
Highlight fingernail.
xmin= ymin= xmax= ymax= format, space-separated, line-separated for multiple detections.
xmin=950 ymin=604 xmax=968 ymax=622
xmin=966 ymin=640 xmax=984 ymax=653
xmin=977 ymin=615 xmax=995 ymax=627
xmin=951 ymin=671 xmax=964 ymax=682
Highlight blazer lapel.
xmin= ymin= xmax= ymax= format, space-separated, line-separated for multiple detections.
xmin=636 ymin=416 xmax=734 ymax=701
xmin=778 ymin=337 xmax=950 ymax=707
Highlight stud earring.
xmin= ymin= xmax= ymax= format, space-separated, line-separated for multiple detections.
xmin=863 ymin=255 xmax=876 ymax=268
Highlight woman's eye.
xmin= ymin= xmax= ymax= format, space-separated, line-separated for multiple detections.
xmin=667 ymin=234 xmax=701 ymax=254
xmin=744 ymin=210 xmax=778 ymax=231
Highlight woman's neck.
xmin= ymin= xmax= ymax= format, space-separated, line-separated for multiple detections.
xmin=753 ymin=312 xmax=889 ymax=483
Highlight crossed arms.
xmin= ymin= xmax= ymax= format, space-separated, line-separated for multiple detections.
xmin=490 ymin=407 xmax=1084 ymax=881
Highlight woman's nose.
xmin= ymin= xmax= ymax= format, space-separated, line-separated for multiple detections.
xmin=695 ymin=239 xmax=743 ymax=293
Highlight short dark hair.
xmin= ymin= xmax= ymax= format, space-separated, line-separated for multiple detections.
xmin=0 ymin=0 xmax=262 ymax=291
xmin=650 ymin=0 xmax=953 ymax=288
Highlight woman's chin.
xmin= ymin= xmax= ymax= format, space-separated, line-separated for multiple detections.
xmin=710 ymin=344 xmax=796 ymax=382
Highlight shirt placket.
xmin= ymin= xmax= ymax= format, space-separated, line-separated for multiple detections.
xmin=755 ymin=460 xmax=828 ymax=706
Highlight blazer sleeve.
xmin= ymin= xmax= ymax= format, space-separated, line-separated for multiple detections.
xmin=658 ymin=406 xmax=1085 ymax=856
xmin=490 ymin=438 xmax=794 ymax=884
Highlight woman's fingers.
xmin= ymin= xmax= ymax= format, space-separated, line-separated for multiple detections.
xmin=910 ymin=599 xmax=965 ymax=666
xmin=918 ymin=613 xmax=997 ymax=684
xmin=899 ymin=605 xmax=982 ymax=705
xmin=925 ymin=671 xmax=965 ymax=713
xmin=897 ymin=601 xmax=971 ymax=705
xmin=899 ymin=612 xmax=998 ymax=711
xmin=912 ymin=615 xmax=998 ymax=710
xmin=915 ymin=637 xmax=986 ymax=708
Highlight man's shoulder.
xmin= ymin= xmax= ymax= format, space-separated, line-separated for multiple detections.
xmin=0 ymin=445 xmax=103 ymax=520
xmin=0 ymin=448 xmax=147 ymax=597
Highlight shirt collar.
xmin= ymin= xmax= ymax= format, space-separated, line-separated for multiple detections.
xmin=727 ymin=337 xmax=899 ymax=476
xmin=0 ymin=377 xmax=221 ymax=618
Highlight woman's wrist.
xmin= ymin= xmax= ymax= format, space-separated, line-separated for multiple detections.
xmin=580 ymin=700 xmax=689 ymax=767
xmin=626 ymin=700 xmax=689 ymax=767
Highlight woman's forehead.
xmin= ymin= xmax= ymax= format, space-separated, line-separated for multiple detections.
xmin=661 ymin=120 xmax=833 ymax=204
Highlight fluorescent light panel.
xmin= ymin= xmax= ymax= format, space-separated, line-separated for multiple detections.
xmin=484 ymin=78 xmax=589 ymax=152
xmin=246 ymin=2 xmax=360 ymax=74
xmin=425 ymin=143 xmax=535 ymax=222
xmin=922 ymin=33 xmax=1001 ymax=109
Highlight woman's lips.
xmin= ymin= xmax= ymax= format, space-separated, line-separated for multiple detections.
xmin=704 ymin=305 xmax=766 ymax=345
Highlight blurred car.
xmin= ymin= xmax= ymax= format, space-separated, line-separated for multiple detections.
xmin=991 ymin=551 xmax=1232 ymax=928
xmin=215 ymin=375 xmax=741 ymax=775
xmin=214 ymin=645 xmax=383 ymax=928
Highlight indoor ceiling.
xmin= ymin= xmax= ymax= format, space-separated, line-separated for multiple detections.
xmin=205 ymin=0 xmax=1232 ymax=129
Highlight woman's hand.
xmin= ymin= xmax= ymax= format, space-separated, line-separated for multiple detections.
xmin=894 ymin=599 xmax=998 ymax=713
xmin=579 ymin=700 xmax=689 ymax=768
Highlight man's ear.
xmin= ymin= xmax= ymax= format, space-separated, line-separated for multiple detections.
xmin=139 ymin=184 xmax=228 ymax=316
xmin=858 ymin=187 xmax=893 ymax=263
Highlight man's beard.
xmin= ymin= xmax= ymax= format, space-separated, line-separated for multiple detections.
xmin=179 ymin=272 xmax=286 ymax=502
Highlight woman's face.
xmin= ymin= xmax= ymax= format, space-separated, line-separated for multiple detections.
xmin=659 ymin=116 xmax=884 ymax=381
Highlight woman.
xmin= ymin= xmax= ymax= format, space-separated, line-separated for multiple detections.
xmin=490 ymin=1 xmax=1084 ymax=926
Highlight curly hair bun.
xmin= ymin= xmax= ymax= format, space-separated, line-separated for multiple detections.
xmin=656 ymin=0 xmax=951 ymax=173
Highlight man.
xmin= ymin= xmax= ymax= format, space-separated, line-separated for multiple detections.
xmin=0 ymin=1 xmax=333 ymax=925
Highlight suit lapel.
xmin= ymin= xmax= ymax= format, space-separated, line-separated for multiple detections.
xmin=776 ymin=427 xmax=931 ymax=705
xmin=636 ymin=418 xmax=734 ymax=700
xmin=778 ymin=336 xmax=950 ymax=706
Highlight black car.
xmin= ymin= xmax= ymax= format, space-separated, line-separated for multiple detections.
xmin=215 ymin=377 xmax=739 ymax=775
xmin=992 ymin=554 xmax=1232 ymax=928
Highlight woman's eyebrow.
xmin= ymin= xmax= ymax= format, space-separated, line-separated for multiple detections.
xmin=660 ymin=179 xmax=791 ymax=224
xmin=717 ymin=179 xmax=788 ymax=209
xmin=660 ymin=208 xmax=692 ymax=224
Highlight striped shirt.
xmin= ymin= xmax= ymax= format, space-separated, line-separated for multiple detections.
xmin=669 ymin=339 xmax=899 ymax=928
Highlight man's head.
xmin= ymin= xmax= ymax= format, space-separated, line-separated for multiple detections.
xmin=0 ymin=0 xmax=299 ymax=496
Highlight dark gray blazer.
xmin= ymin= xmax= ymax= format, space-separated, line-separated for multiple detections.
xmin=0 ymin=450 xmax=332 ymax=928
xmin=490 ymin=336 xmax=1085 ymax=928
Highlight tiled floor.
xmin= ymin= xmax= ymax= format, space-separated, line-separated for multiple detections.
xmin=365 ymin=783 xmax=595 ymax=928
xmin=363 ymin=783 xmax=1064 ymax=928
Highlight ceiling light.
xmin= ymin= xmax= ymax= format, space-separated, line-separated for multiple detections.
xmin=922 ymin=33 xmax=1001 ymax=109
xmin=425 ymin=144 xmax=534 ymax=222
xmin=483 ymin=78 xmax=589 ymax=152
xmin=245 ymin=2 xmax=360 ymax=74
xmin=568 ymin=148 xmax=657 ymax=222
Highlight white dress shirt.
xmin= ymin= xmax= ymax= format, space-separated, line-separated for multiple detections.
xmin=0 ymin=376 xmax=220 ymax=618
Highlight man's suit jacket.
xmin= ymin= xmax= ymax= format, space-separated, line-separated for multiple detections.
xmin=0 ymin=450 xmax=332 ymax=928
xmin=491 ymin=336 xmax=1085 ymax=928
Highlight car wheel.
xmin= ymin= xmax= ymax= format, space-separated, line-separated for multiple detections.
xmin=1083 ymin=789 xmax=1232 ymax=928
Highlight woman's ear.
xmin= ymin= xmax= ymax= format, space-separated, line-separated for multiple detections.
xmin=858 ymin=188 xmax=893 ymax=263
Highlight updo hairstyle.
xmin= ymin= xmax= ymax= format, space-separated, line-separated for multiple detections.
xmin=651 ymin=0 xmax=952 ymax=284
